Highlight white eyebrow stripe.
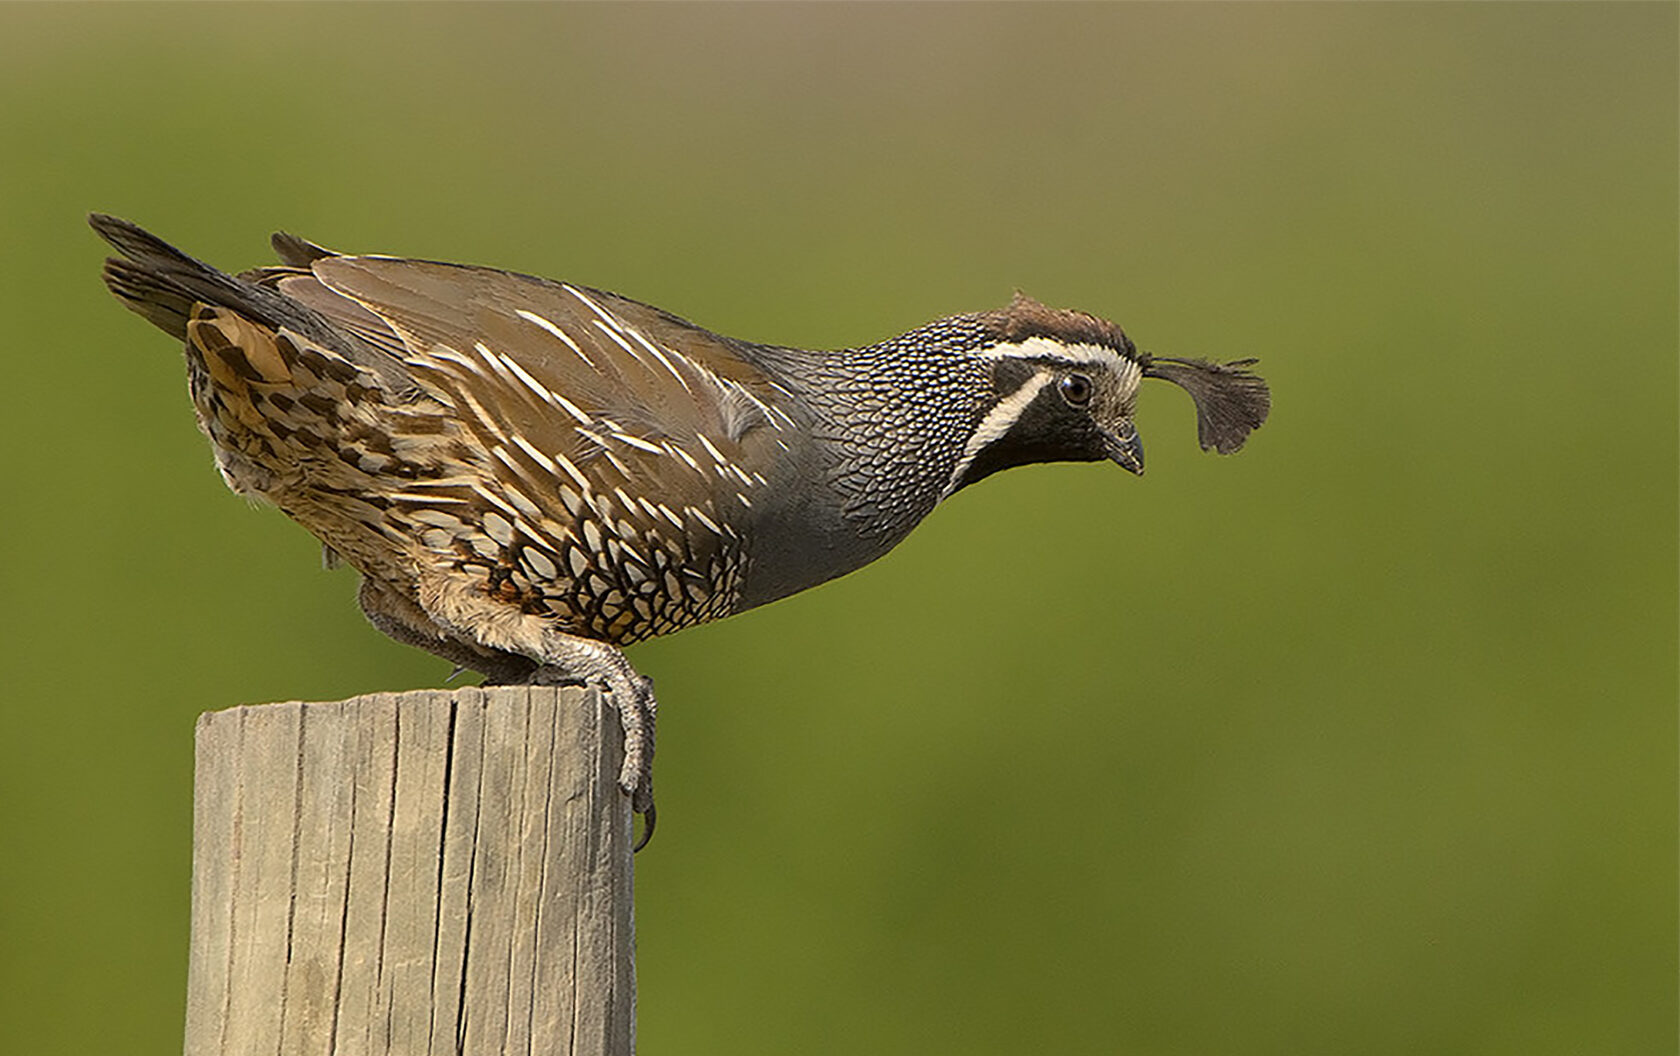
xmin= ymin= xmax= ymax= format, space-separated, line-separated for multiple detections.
xmin=940 ymin=373 xmax=1056 ymax=500
xmin=976 ymin=338 xmax=1142 ymax=386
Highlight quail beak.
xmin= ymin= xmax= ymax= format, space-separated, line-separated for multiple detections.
xmin=1105 ymin=422 xmax=1145 ymax=476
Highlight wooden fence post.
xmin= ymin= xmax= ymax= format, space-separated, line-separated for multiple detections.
xmin=182 ymin=685 xmax=636 ymax=1056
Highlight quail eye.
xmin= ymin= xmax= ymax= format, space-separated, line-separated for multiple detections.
xmin=1059 ymin=372 xmax=1094 ymax=407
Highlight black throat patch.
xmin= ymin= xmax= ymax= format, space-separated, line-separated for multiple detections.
xmin=951 ymin=370 xmax=1108 ymax=493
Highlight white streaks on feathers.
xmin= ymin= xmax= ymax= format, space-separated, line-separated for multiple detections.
xmin=666 ymin=443 xmax=703 ymax=474
xmin=599 ymin=449 xmax=632 ymax=477
xmin=625 ymin=327 xmax=695 ymax=394
xmin=550 ymin=450 xmax=592 ymax=491
xmin=611 ymin=432 xmax=665 ymax=455
xmin=515 ymin=309 xmax=594 ymax=366
xmin=502 ymin=484 xmax=544 ymax=522
xmin=590 ymin=319 xmax=644 ymax=364
xmin=696 ymin=433 xmax=729 ymax=467
xmin=510 ymin=434 xmax=558 ymax=474
xmin=560 ymin=284 xmax=614 ymax=325
xmin=415 ymin=345 xmax=474 ymax=371
xmin=389 ymin=491 xmax=468 ymax=505
xmin=481 ymin=511 xmax=516 ymax=546
xmin=549 ymin=391 xmax=592 ymax=425
xmin=688 ymin=506 xmax=722 ymax=536
xmin=409 ymin=508 xmax=464 ymax=530
xmin=654 ymin=503 xmax=684 ymax=530
xmin=479 ymin=342 xmax=580 ymax=421
xmin=523 ymin=547 xmax=559 ymax=581
xmin=472 ymin=485 xmax=522 ymax=524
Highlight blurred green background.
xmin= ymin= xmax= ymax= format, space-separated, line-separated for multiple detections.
xmin=1 ymin=4 xmax=1673 ymax=1054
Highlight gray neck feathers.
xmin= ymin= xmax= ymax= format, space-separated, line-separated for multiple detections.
xmin=743 ymin=316 xmax=997 ymax=543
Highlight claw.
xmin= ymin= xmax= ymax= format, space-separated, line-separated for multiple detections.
xmin=633 ymin=803 xmax=656 ymax=852
xmin=612 ymin=672 xmax=658 ymax=848
xmin=526 ymin=637 xmax=660 ymax=848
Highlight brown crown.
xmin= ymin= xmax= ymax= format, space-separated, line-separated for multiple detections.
xmin=977 ymin=292 xmax=1138 ymax=359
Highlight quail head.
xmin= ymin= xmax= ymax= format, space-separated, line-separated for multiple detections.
xmin=93 ymin=213 xmax=1270 ymax=845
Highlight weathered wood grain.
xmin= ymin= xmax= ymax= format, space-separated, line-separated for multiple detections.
xmin=183 ymin=686 xmax=635 ymax=1056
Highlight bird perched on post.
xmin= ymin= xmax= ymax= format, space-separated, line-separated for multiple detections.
xmin=93 ymin=213 xmax=1269 ymax=845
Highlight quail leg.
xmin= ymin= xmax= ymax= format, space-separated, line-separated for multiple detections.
xmin=357 ymin=576 xmax=538 ymax=684
xmin=528 ymin=631 xmax=658 ymax=847
xmin=359 ymin=576 xmax=657 ymax=845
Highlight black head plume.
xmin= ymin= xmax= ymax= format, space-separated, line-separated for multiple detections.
xmin=1141 ymin=355 xmax=1270 ymax=454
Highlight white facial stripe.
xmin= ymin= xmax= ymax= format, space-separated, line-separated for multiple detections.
xmin=941 ymin=373 xmax=1056 ymax=499
xmin=977 ymin=338 xmax=1143 ymax=389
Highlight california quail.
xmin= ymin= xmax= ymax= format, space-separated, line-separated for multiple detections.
xmin=93 ymin=213 xmax=1269 ymax=845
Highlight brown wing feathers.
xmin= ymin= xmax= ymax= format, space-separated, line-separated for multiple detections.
xmin=308 ymin=257 xmax=775 ymax=456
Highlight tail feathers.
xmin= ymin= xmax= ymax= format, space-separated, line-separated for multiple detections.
xmin=94 ymin=213 xmax=246 ymax=341
xmin=91 ymin=213 xmax=343 ymax=351
xmin=102 ymin=255 xmax=198 ymax=340
xmin=271 ymin=230 xmax=339 ymax=267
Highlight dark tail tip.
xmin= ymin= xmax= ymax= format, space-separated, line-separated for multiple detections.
xmin=90 ymin=213 xmax=238 ymax=341
xmin=101 ymin=256 xmax=195 ymax=339
xmin=92 ymin=214 xmax=197 ymax=340
xmin=271 ymin=230 xmax=338 ymax=267
xmin=90 ymin=212 xmax=155 ymax=256
xmin=90 ymin=212 xmax=203 ymax=269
